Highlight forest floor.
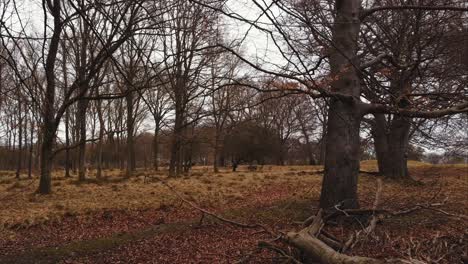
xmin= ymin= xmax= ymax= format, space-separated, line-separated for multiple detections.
xmin=0 ymin=161 xmax=467 ymax=264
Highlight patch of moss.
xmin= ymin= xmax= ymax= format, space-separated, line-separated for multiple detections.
xmin=0 ymin=222 xmax=190 ymax=264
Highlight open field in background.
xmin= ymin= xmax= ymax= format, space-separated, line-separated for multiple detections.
xmin=0 ymin=161 xmax=467 ymax=263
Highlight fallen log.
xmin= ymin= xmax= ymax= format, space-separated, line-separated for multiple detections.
xmin=284 ymin=211 xmax=425 ymax=264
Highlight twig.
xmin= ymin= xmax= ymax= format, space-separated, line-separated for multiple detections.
xmin=258 ymin=241 xmax=303 ymax=264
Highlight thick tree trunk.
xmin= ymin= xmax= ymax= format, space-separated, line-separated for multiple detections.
xmin=319 ymin=0 xmax=362 ymax=209
xmin=321 ymin=101 xmax=361 ymax=209
xmin=371 ymin=114 xmax=390 ymax=175
xmin=38 ymin=0 xmax=61 ymax=194
xmin=169 ymin=104 xmax=183 ymax=177
xmin=372 ymin=114 xmax=411 ymax=179
xmin=386 ymin=116 xmax=411 ymax=178
xmin=39 ymin=123 xmax=56 ymax=194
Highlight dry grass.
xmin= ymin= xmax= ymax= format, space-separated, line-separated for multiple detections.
xmin=0 ymin=161 xmax=467 ymax=263
xmin=0 ymin=165 xmax=324 ymax=229
xmin=0 ymin=161 xmax=466 ymax=231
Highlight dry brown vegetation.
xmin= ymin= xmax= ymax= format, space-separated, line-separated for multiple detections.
xmin=0 ymin=161 xmax=467 ymax=263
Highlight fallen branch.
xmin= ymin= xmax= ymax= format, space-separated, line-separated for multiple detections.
xmin=343 ymin=179 xmax=383 ymax=252
xmin=154 ymin=177 xmax=275 ymax=235
xmin=284 ymin=209 xmax=426 ymax=264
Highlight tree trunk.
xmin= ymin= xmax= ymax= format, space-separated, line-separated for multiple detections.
xmin=96 ymin=98 xmax=105 ymax=179
xmin=28 ymin=118 xmax=34 ymax=179
xmin=321 ymin=101 xmax=361 ymax=209
xmin=169 ymin=104 xmax=183 ymax=177
xmin=371 ymin=113 xmax=390 ymax=175
xmin=62 ymin=40 xmax=71 ymax=178
xmin=301 ymin=126 xmax=316 ymax=166
xmin=213 ymin=130 xmax=220 ymax=173
xmin=278 ymin=141 xmax=286 ymax=166
xmin=77 ymin=17 xmax=89 ymax=182
xmin=126 ymin=91 xmax=135 ymax=178
xmin=64 ymin=108 xmax=71 ymax=177
xmin=153 ymin=125 xmax=159 ymax=171
xmin=386 ymin=116 xmax=411 ymax=179
xmin=16 ymin=101 xmax=23 ymax=179
xmin=372 ymin=114 xmax=411 ymax=179
xmin=39 ymin=123 xmax=56 ymax=194
xmin=319 ymin=0 xmax=362 ymax=209
xmin=38 ymin=0 xmax=62 ymax=194
xmin=77 ymin=96 xmax=88 ymax=182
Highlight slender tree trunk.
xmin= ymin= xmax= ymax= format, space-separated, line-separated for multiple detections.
xmin=300 ymin=123 xmax=316 ymax=165
xmin=77 ymin=96 xmax=88 ymax=182
xmin=318 ymin=124 xmax=327 ymax=165
xmin=126 ymin=91 xmax=135 ymax=178
xmin=278 ymin=143 xmax=286 ymax=166
xmin=213 ymin=129 xmax=220 ymax=173
xmin=96 ymin=98 xmax=105 ymax=179
xmin=16 ymin=101 xmax=23 ymax=179
xmin=35 ymin=126 xmax=42 ymax=174
xmin=153 ymin=124 xmax=159 ymax=171
xmin=64 ymin=109 xmax=71 ymax=178
xmin=62 ymin=40 xmax=71 ymax=178
xmin=72 ymin=122 xmax=78 ymax=174
xmin=319 ymin=0 xmax=362 ymax=209
xmin=28 ymin=118 xmax=34 ymax=179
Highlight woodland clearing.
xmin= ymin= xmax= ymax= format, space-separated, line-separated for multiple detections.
xmin=0 ymin=161 xmax=466 ymax=263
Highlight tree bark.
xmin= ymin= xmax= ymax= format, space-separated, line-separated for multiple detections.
xmin=62 ymin=40 xmax=71 ymax=178
xmin=39 ymin=125 xmax=56 ymax=194
xmin=38 ymin=0 xmax=62 ymax=194
xmin=153 ymin=125 xmax=159 ymax=171
xmin=169 ymin=100 xmax=183 ymax=177
xmin=372 ymin=114 xmax=411 ymax=179
xmin=16 ymin=100 xmax=23 ymax=179
xmin=213 ymin=130 xmax=220 ymax=173
xmin=77 ymin=96 xmax=88 ymax=182
xmin=77 ymin=18 xmax=89 ymax=182
xmin=386 ymin=116 xmax=411 ymax=178
xmin=96 ymin=96 xmax=105 ymax=179
xmin=28 ymin=118 xmax=34 ymax=179
xmin=126 ymin=90 xmax=135 ymax=178
xmin=320 ymin=0 xmax=362 ymax=209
